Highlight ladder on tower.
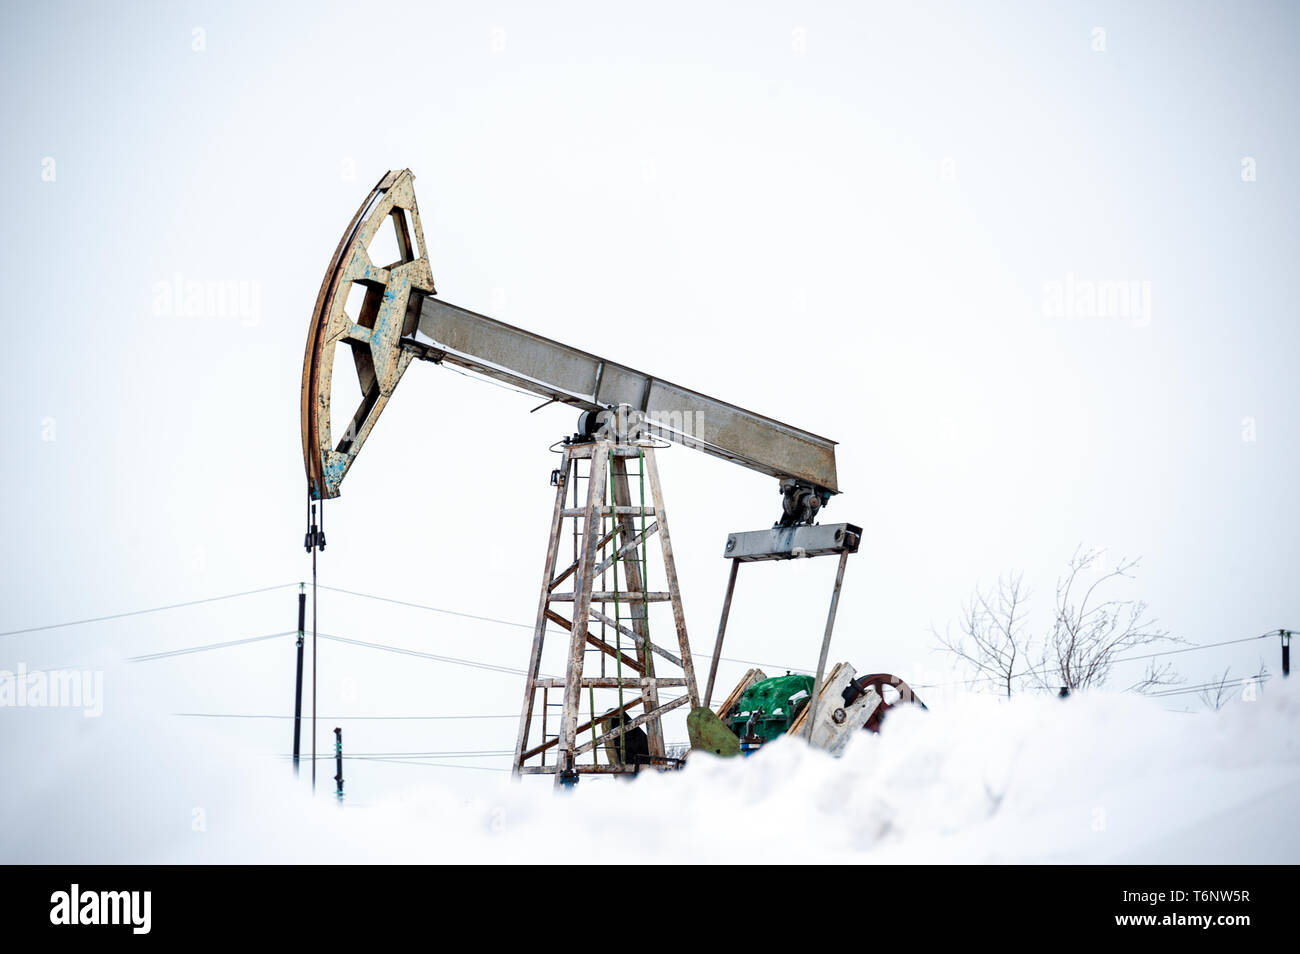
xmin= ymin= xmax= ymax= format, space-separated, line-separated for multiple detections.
xmin=512 ymin=437 xmax=701 ymax=786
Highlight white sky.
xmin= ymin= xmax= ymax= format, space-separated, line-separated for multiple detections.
xmin=1 ymin=1 xmax=1296 ymax=805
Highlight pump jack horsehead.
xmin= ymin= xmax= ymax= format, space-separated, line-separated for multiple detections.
xmin=300 ymin=169 xmax=923 ymax=786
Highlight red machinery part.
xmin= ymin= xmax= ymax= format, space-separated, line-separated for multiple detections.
xmin=842 ymin=673 xmax=926 ymax=732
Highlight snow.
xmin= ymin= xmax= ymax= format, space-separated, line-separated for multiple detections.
xmin=4 ymin=680 xmax=1298 ymax=863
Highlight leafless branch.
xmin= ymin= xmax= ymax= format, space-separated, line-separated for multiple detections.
xmin=1198 ymin=667 xmax=1238 ymax=711
xmin=1033 ymin=547 xmax=1183 ymax=693
xmin=1125 ymin=659 xmax=1183 ymax=694
xmin=932 ymin=572 xmax=1030 ymax=698
xmin=935 ymin=545 xmax=1183 ymax=697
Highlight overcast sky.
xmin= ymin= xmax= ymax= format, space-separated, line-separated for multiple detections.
xmin=2 ymin=1 xmax=1296 ymax=807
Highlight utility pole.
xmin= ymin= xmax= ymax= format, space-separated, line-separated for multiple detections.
xmin=304 ymin=500 xmax=326 ymax=793
xmin=334 ymin=727 xmax=344 ymax=802
xmin=293 ymin=583 xmax=306 ymax=776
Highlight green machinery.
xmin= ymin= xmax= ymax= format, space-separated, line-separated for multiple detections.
xmin=688 ymin=665 xmax=927 ymax=759
xmin=730 ymin=673 xmax=814 ymax=743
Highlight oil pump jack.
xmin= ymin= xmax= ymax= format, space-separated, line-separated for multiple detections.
xmin=301 ymin=169 xmax=921 ymax=787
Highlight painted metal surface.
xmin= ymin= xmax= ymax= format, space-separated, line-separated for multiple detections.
xmin=725 ymin=672 xmax=815 ymax=740
xmin=686 ymin=706 xmax=743 ymax=758
xmin=303 ymin=170 xmax=841 ymax=499
xmin=845 ymin=673 xmax=927 ymax=732
xmin=703 ymin=560 xmax=741 ymax=708
xmin=301 ymin=169 xmax=434 ymax=500
xmin=785 ymin=662 xmax=883 ymax=755
xmin=405 ymin=297 xmax=840 ymax=493
xmin=723 ymin=522 xmax=862 ymax=562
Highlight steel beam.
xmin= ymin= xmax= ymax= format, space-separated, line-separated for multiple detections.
xmin=403 ymin=296 xmax=839 ymax=494
xmin=723 ymin=522 xmax=862 ymax=562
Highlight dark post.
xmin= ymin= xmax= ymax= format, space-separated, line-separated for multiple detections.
xmin=304 ymin=499 xmax=326 ymax=793
xmin=705 ymin=559 xmax=741 ymax=709
xmin=293 ymin=583 xmax=306 ymax=775
xmin=1283 ymin=630 xmax=1291 ymax=678
xmin=334 ymin=727 xmax=344 ymax=802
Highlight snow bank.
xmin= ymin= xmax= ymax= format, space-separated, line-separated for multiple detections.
xmin=5 ymin=680 xmax=1298 ymax=863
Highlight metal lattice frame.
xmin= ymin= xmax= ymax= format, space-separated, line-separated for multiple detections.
xmin=512 ymin=441 xmax=701 ymax=786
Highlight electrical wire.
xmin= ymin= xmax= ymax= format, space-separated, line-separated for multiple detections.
xmin=317 ymin=583 xmax=811 ymax=673
xmin=315 ymin=585 xmax=535 ymax=631
xmin=913 ymin=631 xmax=1284 ymax=690
xmin=6 ymin=579 xmax=1287 ymax=682
xmin=441 ymin=362 xmax=550 ymax=402
xmin=281 ymin=750 xmax=512 ymax=759
xmin=1092 ymin=632 xmax=1279 ymax=663
xmin=174 ymin=712 xmax=527 ymax=721
xmin=347 ymin=756 xmax=509 ymax=773
xmin=126 ymin=627 xmax=543 ymax=680
xmin=316 ymin=632 xmax=533 ymax=676
xmin=171 ymin=694 xmax=694 ymax=724
xmin=0 ymin=583 xmax=298 ymax=638
xmin=18 ymin=577 xmax=1288 ymax=716
xmin=1143 ymin=675 xmax=1273 ymax=699
xmin=127 ymin=631 xmax=295 ymax=662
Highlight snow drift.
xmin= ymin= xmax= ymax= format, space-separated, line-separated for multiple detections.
xmin=4 ymin=679 xmax=1298 ymax=863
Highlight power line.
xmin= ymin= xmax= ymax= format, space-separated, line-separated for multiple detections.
xmin=915 ymin=631 xmax=1281 ymax=690
xmin=6 ymin=577 xmax=1286 ymax=695
xmin=441 ymin=362 xmax=542 ymax=403
xmin=260 ymin=585 xmax=1300 ymax=688
xmin=1 ymin=583 xmax=299 ymax=639
xmin=348 ymin=756 xmax=509 ymax=773
xmin=172 ymin=693 xmax=694 ymax=724
xmin=316 ymin=632 xmax=532 ymax=676
xmin=282 ymin=751 xmax=512 ymax=759
xmin=128 ymin=631 xmax=295 ymax=662
xmin=698 ymin=651 xmax=811 ymax=674
xmin=1145 ymin=675 xmax=1272 ymax=696
xmin=1096 ymin=632 xmax=1277 ymax=664
xmin=174 ymin=712 xmax=527 ymax=721
xmin=319 ymin=584 xmax=811 ymax=673
xmin=316 ymin=585 xmax=535 ymax=632
xmin=125 ymin=628 xmax=538 ymax=678
xmin=1143 ymin=675 xmax=1273 ymax=700
xmin=31 ymin=576 xmax=1285 ymax=711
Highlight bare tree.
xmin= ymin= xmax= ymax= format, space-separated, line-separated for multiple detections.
xmin=1032 ymin=547 xmax=1181 ymax=694
xmin=1123 ymin=658 xmax=1182 ymax=695
xmin=1198 ymin=661 xmax=1269 ymax=711
xmin=1198 ymin=667 xmax=1238 ymax=711
xmin=933 ymin=572 xmax=1031 ymax=698
xmin=935 ymin=546 xmax=1182 ymax=697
